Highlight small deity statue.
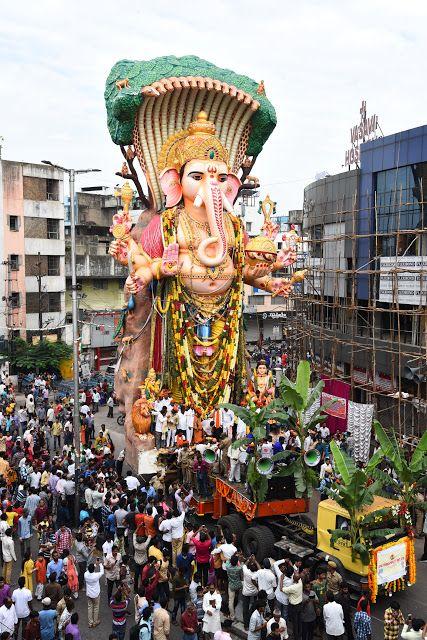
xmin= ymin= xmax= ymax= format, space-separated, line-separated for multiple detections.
xmin=131 ymin=392 xmax=152 ymax=436
xmin=141 ymin=368 xmax=161 ymax=402
xmin=248 ymin=359 xmax=275 ymax=406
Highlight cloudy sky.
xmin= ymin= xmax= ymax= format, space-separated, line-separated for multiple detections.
xmin=1 ymin=0 xmax=427 ymax=211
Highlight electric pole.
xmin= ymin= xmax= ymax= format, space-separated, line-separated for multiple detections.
xmin=42 ymin=160 xmax=100 ymax=524
xmin=36 ymin=252 xmax=43 ymax=342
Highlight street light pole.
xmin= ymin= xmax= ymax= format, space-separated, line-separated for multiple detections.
xmin=42 ymin=160 xmax=101 ymax=524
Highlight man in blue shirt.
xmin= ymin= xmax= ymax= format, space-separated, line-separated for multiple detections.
xmin=39 ymin=597 xmax=57 ymax=640
xmin=46 ymin=551 xmax=63 ymax=579
xmin=176 ymin=544 xmax=194 ymax=582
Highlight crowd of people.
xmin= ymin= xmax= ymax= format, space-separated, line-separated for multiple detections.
xmin=0 ymin=371 xmax=425 ymax=640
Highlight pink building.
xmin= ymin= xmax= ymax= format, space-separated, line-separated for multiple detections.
xmin=0 ymin=159 xmax=65 ymax=346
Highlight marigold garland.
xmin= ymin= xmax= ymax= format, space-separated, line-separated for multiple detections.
xmin=368 ymin=536 xmax=416 ymax=603
xmin=156 ymin=207 xmax=245 ymax=416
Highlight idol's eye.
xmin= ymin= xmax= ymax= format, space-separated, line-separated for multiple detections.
xmin=188 ymin=172 xmax=203 ymax=181
xmin=218 ymin=174 xmax=227 ymax=183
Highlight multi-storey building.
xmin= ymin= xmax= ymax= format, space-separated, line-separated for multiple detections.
xmin=0 ymin=160 xmax=65 ymax=350
xmin=239 ymin=189 xmax=303 ymax=348
xmin=64 ymin=190 xmax=129 ymax=369
xmin=299 ymin=124 xmax=427 ymax=436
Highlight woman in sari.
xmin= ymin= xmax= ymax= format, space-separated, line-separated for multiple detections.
xmin=62 ymin=550 xmax=79 ymax=599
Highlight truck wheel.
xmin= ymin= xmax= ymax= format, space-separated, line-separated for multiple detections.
xmin=218 ymin=514 xmax=247 ymax=545
xmin=242 ymin=525 xmax=276 ymax=562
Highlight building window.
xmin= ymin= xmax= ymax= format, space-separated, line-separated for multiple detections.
xmin=8 ymin=215 xmax=19 ymax=232
xmin=93 ymin=280 xmax=108 ymax=290
xmin=246 ymin=221 xmax=252 ymax=233
xmin=10 ymin=292 xmax=20 ymax=308
xmin=47 ymin=293 xmax=60 ymax=312
xmin=248 ymin=295 xmax=264 ymax=306
xmin=46 ymin=179 xmax=59 ymax=201
xmin=47 ymin=218 xmax=60 ymax=239
xmin=47 ymin=255 xmax=60 ymax=276
xmin=9 ymin=255 xmax=20 ymax=271
xmin=376 ymin=163 xmax=427 ymax=256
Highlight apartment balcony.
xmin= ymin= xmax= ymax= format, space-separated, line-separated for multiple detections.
xmin=65 ymin=255 xmax=127 ymax=278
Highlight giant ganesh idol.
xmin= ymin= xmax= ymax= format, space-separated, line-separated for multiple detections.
xmin=105 ymin=56 xmax=302 ymax=465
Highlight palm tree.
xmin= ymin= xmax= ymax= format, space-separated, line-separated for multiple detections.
xmin=327 ymin=440 xmax=403 ymax=564
xmin=371 ymin=420 xmax=427 ymax=511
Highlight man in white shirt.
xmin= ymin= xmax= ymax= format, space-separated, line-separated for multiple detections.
xmin=247 ymin=602 xmax=266 ymax=640
xmin=92 ymin=390 xmax=100 ymax=413
xmin=318 ymin=425 xmax=330 ymax=440
xmin=283 ymin=574 xmax=303 ymax=639
xmin=175 ymin=487 xmax=193 ymax=514
xmin=124 ymin=471 xmax=140 ymax=491
xmin=12 ymin=577 xmax=32 ymax=638
xmin=84 ymin=559 xmax=104 ymax=628
xmin=266 ymin=609 xmax=288 ymax=640
xmin=169 ymin=510 xmax=186 ymax=564
xmin=211 ymin=534 xmax=237 ymax=570
xmin=177 ymin=407 xmax=188 ymax=439
xmin=256 ymin=559 xmax=277 ymax=604
xmin=0 ymin=598 xmax=18 ymax=634
xmin=242 ymin=559 xmax=259 ymax=630
xmin=220 ymin=407 xmax=234 ymax=432
xmin=154 ymin=407 xmax=167 ymax=449
xmin=319 ymin=457 xmax=333 ymax=480
xmin=184 ymin=407 xmax=195 ymax=444
xmin=323 ymin=591 xmax=345 ymax=639
xmin=401 ymin=618 xmax=426 ymax=639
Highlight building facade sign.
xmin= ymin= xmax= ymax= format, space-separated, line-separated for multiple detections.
xmin=262 ymin=312 xmax=287 ymax=320
xmin=344 ymin=101 xmax=379 ymax=167
xmin=379 ymin=256 xmax=427 ymax=304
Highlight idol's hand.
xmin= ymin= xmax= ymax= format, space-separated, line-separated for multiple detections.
xmin=160 ymin=243 xmax=179 ymax=277
xmin=276 ymin=247 xmax=297 ymax=268
xmin=109 ymin=239 xmax=128 ymax=263
xmin=269 ymin=277 xmax=293 ymax=298
xmin=244 ymin=263 xmax=271 ymax=279
xmin=125 ymin=274 xmax=145 ymax=294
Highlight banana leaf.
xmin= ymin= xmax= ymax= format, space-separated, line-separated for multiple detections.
xmin=295 ymin=360 xmax=310 ymax=404
xmin=306 ymin=379 xmax=324 ymax=411
xmin=410 ymin=429 xmax=427 ymax=471
xmin=362 ymin=527 xmax=404 ymax=539
xmin=353 ymin=542 xmax=371 ymax=565
xmin=330 ymin=440 xmax=356 ymax=485
xmin=328 ymin=528 xmax=351 ymax=548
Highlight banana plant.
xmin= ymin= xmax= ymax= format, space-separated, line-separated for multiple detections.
xmin=273 ymin=360 xmax=330 ymax=497
xmin=371 ymin=420 xmax=427 ymax=510
xmin=221 ymin=399 xmax=290 ymax=502
xmin=327 ymin=440 xmax=402 ymax=564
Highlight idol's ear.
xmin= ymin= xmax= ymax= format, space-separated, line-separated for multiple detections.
xmin=226 ymin=173 xmax=241 ymax=204
xmin=159 ymin=168 xmax=182 ymax=208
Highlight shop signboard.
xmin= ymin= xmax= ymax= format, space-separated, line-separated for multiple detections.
xmin=379 ymin=256 xmax=427 ymax=305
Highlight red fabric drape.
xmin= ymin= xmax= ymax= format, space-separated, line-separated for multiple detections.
xmin=321 ymin=376 xmax=350 ymax=434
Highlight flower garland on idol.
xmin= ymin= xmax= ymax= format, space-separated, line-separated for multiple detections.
xmin=158 ymin=206 xmax=245 ymax=416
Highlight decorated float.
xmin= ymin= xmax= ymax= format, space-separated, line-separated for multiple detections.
xmin=104 ymin=55 xmax=303 ymax=468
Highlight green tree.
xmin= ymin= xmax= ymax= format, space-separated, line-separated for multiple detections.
xmin=327 ymin=440 xmax=402 ymax=564
xmin=7 ymin=338 xmax=72 ymax=374
xmin=371 ymin=420 xmax=427 ymax=510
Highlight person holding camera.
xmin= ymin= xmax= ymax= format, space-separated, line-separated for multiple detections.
xmin=401 ymin=615 xmax=426 ymax=639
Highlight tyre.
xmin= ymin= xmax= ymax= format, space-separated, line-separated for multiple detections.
xmin=218 ymin=513 xmax=248 ymax=545
xmin=242 ymin=524 xmax=276 ymax=561
xmin=117 ymin=413 xmax=125 ymax=426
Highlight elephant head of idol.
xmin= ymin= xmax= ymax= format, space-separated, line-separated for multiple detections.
xmin=158 ymin=112 xmax=241 ymax=267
